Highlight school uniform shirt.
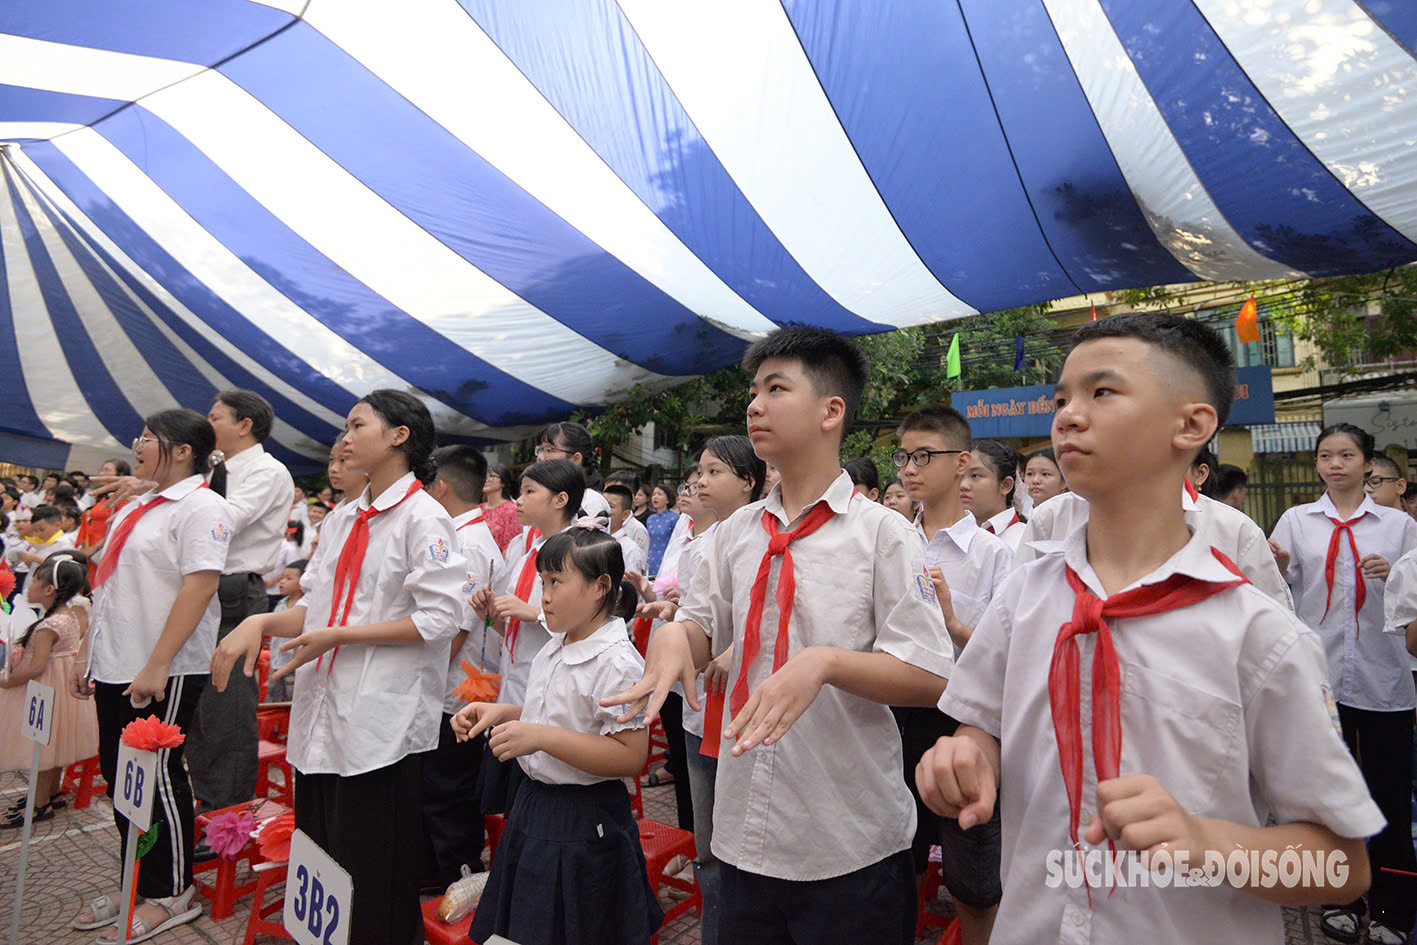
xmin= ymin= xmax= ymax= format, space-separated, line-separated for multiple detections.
xmin=1382 ymin=546 xmax=1417 ymax=672
xmin=676 ymin=471 xmax=955 ymax=880
xmin=616 ymin=515 xmax=651 ymax=566
xmin=4 ymin=529 xmax=74 ymax=574
xmin=503 ymin=524 xmax=539 ymax=568
xmin=288 ymin=472 xmax=467 ymax=777
xmin=87 ymin=475 xmax=235 ymax=683
xmin=981 ymin=507 xmax=1027 ymax=553
xmin=217 ymin=443 xmax=295 ymax=576
xmin=517 ymin=617 xmax=648 ymax=785
xmin=268 ymin=596 xmax=298 ymax=677
xmin=494 ymin=525 xmax=574 ymax=707
xmin=1270 ymin=493 xmax=1417 ymax=710
xmin=1017 ymin=488 xmax=1293 ymax=608
xmin=672 ymin=523 xmax=717 ymax=740
xmin=18 ymin=491 xmax=42 ymax=510
xmin=939 ymin=525 xmax=1384 ymax=945
xmin=913 ymin=510 xmax=1012 ymax=658
xmin=260 ymin=539 xmax=301 ymax=590
xmin=445 ymin=508 xmax=507 ymax=715
xmin=656 ymin=512 xmax=696 ymax=583
xmin=614 ymin=530 xmax=647 ymax=576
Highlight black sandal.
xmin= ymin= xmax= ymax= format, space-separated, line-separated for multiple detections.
xmin=0 ymin=799 xmax=56 ymax=829
xmin=1318 ymin=905 xmax=1362 ymax=944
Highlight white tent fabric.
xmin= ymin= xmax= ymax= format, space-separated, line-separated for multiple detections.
xmin=3 ymin=0 xmax=1416 ymax=470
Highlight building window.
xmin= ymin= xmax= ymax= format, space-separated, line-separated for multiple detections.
xmin=1199 ymin=306 xmax=1295 ymax=369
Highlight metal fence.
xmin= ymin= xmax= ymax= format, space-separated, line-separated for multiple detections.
xmin=1244 ymin=457 xmax=1322 ymax=535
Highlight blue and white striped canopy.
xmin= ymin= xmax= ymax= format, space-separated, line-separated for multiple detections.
xmin=3 ymin=1 xmax=1416 ymax=471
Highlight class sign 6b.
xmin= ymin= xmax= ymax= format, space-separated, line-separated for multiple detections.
xmin=284 ymin=829 xmax=352 ymax=945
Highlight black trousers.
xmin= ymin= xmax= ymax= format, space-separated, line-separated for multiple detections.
xmin=295 ymin=753 xmax=426 ymax=945
xmin=421 ymin=714 xmax=486 ymax=888
xmin=187 ymin=572 xmax=265 ymax=809
xmin=95 ymin=676 xmax=205 ymax=899
xmin=1335 ymin=703 xmax=1417 ymax=929
xmin=659 ymin=692 xmax=694 ymax=832
xmin=719 ymin=850 xmax=916 ymax=945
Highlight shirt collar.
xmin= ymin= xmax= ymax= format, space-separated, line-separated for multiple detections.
xmin=913 ymin=509 xmax=979 ymax=553
xmin=155 ymin=474 xmax=208 ymax=502
xmin=452 ymin=507 xmax=485 ymax=529
xmin=1181 ymin=482 xmax=1197 ymax=511
xmin=532 ymin=522 xmax=577 ymax=552
xmin=360 ymin=471 xmax=418 ymax=513
xmin=1312 ymin=492 xmax=1380 ymax=522
xmin=560 ymin=617 xmax=631 ymax=665
xmin=1061 ymin=522 xmax=1241 ymax=598
xmin=220 ymin=442 xmax=265 ymax=473
xmin=762 ymin=470 xmax=856 ymax=526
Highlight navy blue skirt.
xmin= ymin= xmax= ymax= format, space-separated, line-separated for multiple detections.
xmin=468 ymin=777 xmax=664 ymax=945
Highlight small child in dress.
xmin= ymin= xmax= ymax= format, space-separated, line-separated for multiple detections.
xmin=263 ymin=558 xmax=306 ymax=703
xmin=0 ymin=551 xmax=97 ymax=828
xmin=452 ymin=528 xmax=663 ymax=945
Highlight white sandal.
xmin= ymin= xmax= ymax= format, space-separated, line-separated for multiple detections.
xmin=95 ymin=887 xmax=201 ymax=944
xmin=72 ymin=894 xmax=119 ymax=931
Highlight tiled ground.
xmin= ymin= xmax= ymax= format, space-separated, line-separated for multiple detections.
xmin=0 ymin=769 xmax=1363 ymax=944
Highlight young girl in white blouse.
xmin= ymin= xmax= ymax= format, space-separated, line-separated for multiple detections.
xmin=453 ymin=528 xmax=662 ymax=945
xmin=469 ymin=458 xmax=584 ymax=815
xmin=211 ymin=390 xmax=466 ymax=945
xmin=1269 ymin=423 xmax=1417 ymax=944
xmin=70 ymin=409 xmax=234 ymax=941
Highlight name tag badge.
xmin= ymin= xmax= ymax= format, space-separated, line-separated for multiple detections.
xmin=285 ymin=829 xmax=353 ymax=945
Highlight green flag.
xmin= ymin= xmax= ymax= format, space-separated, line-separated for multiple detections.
xmin=946 ymin=332 xmax=961 ymax=378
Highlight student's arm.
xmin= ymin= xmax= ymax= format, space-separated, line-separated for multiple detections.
xmin=0 ymin=627 xmax=57 ymax=688
xmin=491 ymin=725 xmax=649 ymax=780
xmin=916 ymin=724 xmax=1001 ymax=830
xmin=127 ymin=570 xmax=221 ymax=702
xmin=1268 ymin=511 xmax=1298 ymax=584
xmin=601 ymin=620 xmax=712 ymax=725
xmin=86 ymin=476 xmax=158 ymax=506
xmin=448 ymin=629 xmax=469 ymax=669
xmin=270 ymin=616 xmax=425 ymax=681
xmin=210 ymin=603 xmax=307 ymax=691
xmin=927 ymin=565 xmax=975 ymax=650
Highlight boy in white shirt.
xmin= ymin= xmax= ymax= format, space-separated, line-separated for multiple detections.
xmin=606 ymin=484 xmax=648 ymax=575
xmin=894 ymin=405 xmax=1011 ymax=945
xmin=608 ymin=326 xmax=953 ymax=945
xmin=920 ymin=314 xmax=1380 ymax=945
xmin=422 ymin=445 xmax=506 ymax=891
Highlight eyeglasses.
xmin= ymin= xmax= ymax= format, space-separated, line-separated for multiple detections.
xmin=677 ymin=484 xmax=698 ymax=497
xmin=131 ymin=434 xmax=167 ymax=452
xmin=534 ymin=444 xmax=573 ymax=460
xmin=1364 ymin=476 xmax=1400 ymax=487
xmin=891 ymin=448 xmax=964 ymax=469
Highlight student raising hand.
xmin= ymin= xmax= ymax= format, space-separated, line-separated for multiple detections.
xmin=602 ymin=620 xmax=704 ymax=728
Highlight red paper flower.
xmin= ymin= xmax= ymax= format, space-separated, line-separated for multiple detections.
xmin=453 ymin=660 xmax=500 ymax=704
xmin=203 ymin=810 xmax=255 ymax=861
xmin=255 ymin=812 xmax=296 ymax=863
xmin=0 ymin=561 xmax=14 ymax=601
xmin=119 ymin=716 xmax=185 ymax=751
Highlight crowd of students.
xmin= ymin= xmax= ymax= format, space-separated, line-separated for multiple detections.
xmin=1 ymin=313 xmax=1416 ymax=945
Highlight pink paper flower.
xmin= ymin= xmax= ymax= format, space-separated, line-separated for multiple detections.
xmin=119 ymin=716 xmax=185 ymax=751
xmin=203 ymin=811 xmax=255 ymax=861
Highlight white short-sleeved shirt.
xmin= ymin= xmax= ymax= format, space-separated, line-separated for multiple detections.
xmin=444 ymin=508 xmax=507 ymax=714
xmin=1018 ymin=488 xmax=1293 ymax=608
xmin=1382 ymin=546 xmax=1417 ymax=672
xmin=518 ymin=617 xmax=648 ymax=785
xmin=494 ymin=524 xmax=574 ymax=706
xmin=913 ymin=510 xmax=1012 ymax=658
xmin=980 ymin=507 xmax=1027 ymax=553
xmin=217 ymin=443 xmax=295 ymax=576
xmin=940 ymin=527 xmax=1384 ymax=945
xmin=667 ymin=524 xmax=716 ymax=739
xmin=1271 ymin=493 xmax=1417 ymax=710
xmin=676 ymin=471 xmax=954 ymax=880
xmin=288 ymin=472 xmax=466 ymax=777
xmin=503 ymin=525 xmax=539 ymax=568
xmin=617 ymin=515 xmax=651 ymax=564
xmin=6 ymin=529 xmax=75 ymax=573
xmin=656 ymin=512 xmax=696 ymax=583
xmin=88 ymin=476 xmax=234 ymax=683
xmin=614 ymin=529 xmax=647 ymax=576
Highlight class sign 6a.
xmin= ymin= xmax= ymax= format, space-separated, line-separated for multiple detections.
xmin=284 ymin=830 xmax=352 ymax=945
xmin=21 ymin=681 xmax=55 ymax=747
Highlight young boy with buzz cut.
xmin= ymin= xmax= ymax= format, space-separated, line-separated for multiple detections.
xmin=607 ymin=325 xmax=954 ymax=945
xmin=1365 ymin=453 xmax=1408 ymax=512
xmin=894 ymin=404 xmax=1012 ymax=945
xmin=920 ymin=314 xmax=1381 ymax=945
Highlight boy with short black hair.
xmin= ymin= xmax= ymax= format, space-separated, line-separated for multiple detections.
xmin=605 ymin=483 xmax=648 ymax=574
xmin=1365 ymin=454 xmax=1408 ymax=511
xmin=1213 ymin=463 xmax=1249 ymax=512
xmin=920 ymin=314 xmax=1380 ymax=944
xmin=609 ymin=325 xmax=952 ymax=945
xmin=894 ymin=404 xmax=1011 ymax=945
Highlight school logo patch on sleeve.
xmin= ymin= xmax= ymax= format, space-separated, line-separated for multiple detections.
xmin=429 ymin=537 xmax=450 ymax=563
xmin=915 ymin=567 xmax=938 ymax=605
xmin=209 ymin=523 xmax=230 ymax=543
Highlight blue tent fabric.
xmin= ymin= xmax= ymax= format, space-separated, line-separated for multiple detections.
xmin=2 ymin=0 xmax=1415 ymax=471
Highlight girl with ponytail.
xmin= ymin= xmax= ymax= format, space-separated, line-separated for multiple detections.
xmin=1 ymin=551 xmax=97 ymax=828
xmin=452 ymin=527 xmax=662 ymax=945
xmin=210 ymin=389 xmax=467 ymax=945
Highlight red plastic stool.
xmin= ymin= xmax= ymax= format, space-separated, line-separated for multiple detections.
xmin=240 ymin=863 xmax=293 ymax=945
xmin=421 ymin=897 xmax=476 ymax=945
xmin=256 ymin=708 xmax=290 ymax=743
xmin=484 ymin=813 xmax=506 ymax=865
xmin=917 ymin=850 xmax=963 ymax=943
xmin=637 ymin=819 xmax=701 ymax=941
xmin=255 ymin=740 xmax=294 ymax=805
xmin=194 ymin=800 xmax=291 ymax=920
xmin=257 ymin=649 xmax=271 ymax=702
xmin=60 ymin=755 xmax=105 ymax=809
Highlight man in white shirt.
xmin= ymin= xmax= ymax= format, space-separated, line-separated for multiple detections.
xmin=186 ymin=390 xmax=296 ymax=814
xmin=16 ymin=474 xmax=42 ymax=510
xmin=606 ymin=483 xmax=648 ymax=575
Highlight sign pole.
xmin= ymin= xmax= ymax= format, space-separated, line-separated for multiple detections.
xmin=117 ymin=825 xmax=138 ymax=944
xmin=6 ymin=741 xmax=43 ymax=945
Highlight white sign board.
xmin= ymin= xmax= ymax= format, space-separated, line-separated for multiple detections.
xmin=113 ymin=743 xmax=157 ymax=832
xmin=1324 ymin=395 xmax=1417 ymax=449
xmin=20 ymin=681 xmax=54 ymax=747
xmin=284 ymin=829 xmax=352 ymax=945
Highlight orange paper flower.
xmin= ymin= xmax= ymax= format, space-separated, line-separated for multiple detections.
xmin=0 ymin=561 xmax=14 ymax=601
xmin=255 ymin=812 xmax=296 ymax=863
xmin=453 ymin=660 xmax=500 ymax=704
xmin=120 ymin=716 xmax=185 ymax=751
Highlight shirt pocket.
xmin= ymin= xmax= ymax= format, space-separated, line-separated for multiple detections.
xmin=950 ymin=590 xmax=989 ymax=632
xmin=1120 ymin=662 xmax=1242 ymax=814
